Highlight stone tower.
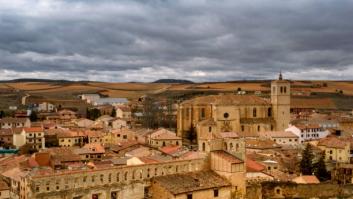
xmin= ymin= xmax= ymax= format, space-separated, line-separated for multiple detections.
xmin=271 ymin=72 xmax=291 ymax=131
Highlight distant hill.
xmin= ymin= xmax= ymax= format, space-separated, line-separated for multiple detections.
xmin=153 ymin=79 xmax=194 ymax=84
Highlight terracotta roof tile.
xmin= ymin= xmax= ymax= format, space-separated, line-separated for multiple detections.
xmin=153 ymin=171 xmax=231 ymax=195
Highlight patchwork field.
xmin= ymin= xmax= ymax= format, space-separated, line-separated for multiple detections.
xmin=0 ymin=80 xmax=352 ymax=110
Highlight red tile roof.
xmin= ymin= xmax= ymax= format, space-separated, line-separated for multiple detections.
xmin=23 ymin=127 xmax=44 ymax=133
xmin=246 ymin=158 xmax=265 ymax=172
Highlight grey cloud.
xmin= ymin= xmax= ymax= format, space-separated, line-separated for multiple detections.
xmin=0 ymin=0 xmax=353 ymax=82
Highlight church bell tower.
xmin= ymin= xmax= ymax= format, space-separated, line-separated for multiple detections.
xmin=271 ymin=72 xmax=290 ymax=131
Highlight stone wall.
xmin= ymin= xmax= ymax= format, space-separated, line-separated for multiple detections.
xmin=246 ymin=181 xmax=353 ymax=199
xmin=26 ymin=158 xmax=207 ymax=199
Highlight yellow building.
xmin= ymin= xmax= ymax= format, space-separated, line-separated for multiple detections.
xmin=177 ymin=73 xmax=290 ymax=140
xmin=57 ymin=130 xmax=86 ymax=147
xmin=317 ymin=136 xmax=350 ymax=163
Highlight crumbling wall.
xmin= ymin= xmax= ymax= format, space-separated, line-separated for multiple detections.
xmin=247 ymin=181 xmax=353 ymax=199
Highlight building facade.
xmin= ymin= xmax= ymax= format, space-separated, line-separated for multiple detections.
xmin=177 ymin=73 xmax=290 ymax=140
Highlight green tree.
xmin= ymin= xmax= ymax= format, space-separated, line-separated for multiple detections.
xmin=30 ymin=111 xmax=38 ymax=122
xmin=313 ymin=153 xmax=330 ymax=181
xmin=87 ymin=108 xmax=101 ymax=120
xmin=111 ymin=108 xmax=116 ymax=117
xmin=300 ymin=143 xmax=314 ymax=175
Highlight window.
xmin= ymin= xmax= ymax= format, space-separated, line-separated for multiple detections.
xmin=257 ymin=125 xmax=260 ymax=132
xmin=117 ymin=134 xmax=121 ymax=137
xmin=202 ymin=142 xmax=206 ymax=151
xmin=187 ymin=193 xmax=193 ymax=199
xmin=201 ymin=108 xmax=205 ymax=118
xmin=208 ymin=126 xmax=212 ymax=132
xmin=253 ymin=108 xmax=257 ymax=117
xmin=268 ymin=108 xmax=272 ymax=117
xmin=280 ymin=87 xmax=283 ymax=93
xmin=241 ymin=125 xmax=244 ymax=132
xmin=224 ymin=112 xmax=229 ymax=118
xmin=123 ymin=135 xmax=127 ymax=139
xmin=214 ymin=189 xmax=219 ymax=197
xmin=284 ymin=86 xmax=287 ymax=93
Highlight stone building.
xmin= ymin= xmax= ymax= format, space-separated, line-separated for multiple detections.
xmin=177 ymin=73 xmax=290 ymax=141
xmin=150 ymin=171 xmax=232 ymax=199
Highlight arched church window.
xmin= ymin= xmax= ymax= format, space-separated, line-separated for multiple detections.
xmin=236 ymin=143 xmax=239 ymax=151
xmin=253 ymin=108 xmax=257 ymax=117
xmin=209 ymin=126 xmax=212 ymax=132
xmin=257 ymin=125 xmax=260 ymax=132
xmin=284 ymin=86 xmax=287 ymax=93
xmin=280 ymin=86 xmax=283 ymax=93
xmin=202 ymin=142 xmax=206 ymax=151
xmin=229 ymin=142 xmax=233 ymax=150
xmin=241 ymin=125 xmax=244 ymax=132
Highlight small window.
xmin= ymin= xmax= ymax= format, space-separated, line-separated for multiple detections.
xmin=201 ymin=108 xmax=206 ymax=118
xmin=224 ymin=112 xmax=229 ymax=118
xmin=208 ymin=126 xmax=212 ymax=132
xmin=284 ymin=87 xmax=287 ymax=93
xmin=123 ymin=135 xmax=127 ymax=139
xmin=187 ymin=193 xmax=193 ymax=199
xmin=253 ymin=108 xmax=257 ymax=117
xmin=214 ymin=189 xmax=219 ymax=197
xmin=268 ymin=108 xmax=272 ymax=117
xmin=241 ymin=125 xmax=244 ymax=132
xmin=257 ymin=125 xmax=260 ymax=132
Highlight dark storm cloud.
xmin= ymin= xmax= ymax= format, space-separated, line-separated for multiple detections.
xmin=0 ymin=0 xmax=353 ymax=81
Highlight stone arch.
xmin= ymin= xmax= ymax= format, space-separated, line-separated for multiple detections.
xmin=124 ymin=171 xmax=129 ymax=181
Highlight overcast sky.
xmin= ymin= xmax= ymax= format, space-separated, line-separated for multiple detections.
xmin=1 ymin=0 xmax=353 ymax=82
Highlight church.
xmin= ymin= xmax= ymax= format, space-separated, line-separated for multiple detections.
xmin=177 ymin=73 xmax=290 ymax=140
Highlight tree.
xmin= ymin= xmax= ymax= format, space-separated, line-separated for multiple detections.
xmin=87 ymin=108 xmax=101 ymax=120
xmin=313 ymin=153 xmax=330 ymax=181
xmin=300 ymin=143 xmax=314 ymax=175
xmin=111 ymin=108 xmax=116 ymax=117
xmin=142 ymin=96 xmax=160 ymax=129
xmin=30 ymin=111 xmax=38 ymax=122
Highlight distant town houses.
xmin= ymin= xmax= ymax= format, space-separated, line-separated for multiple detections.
xmin=1 ymin=73 xmax=353 ymax=199
xmin=260 ymin=130 xmax=299 ymax=147
xmin=286 ymin=124 xmax=330 ymax=143
xmin=79 ymin=93 xmax=129 ymax=106
xmin=0 ymin=117 xmax=31 ymax=129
